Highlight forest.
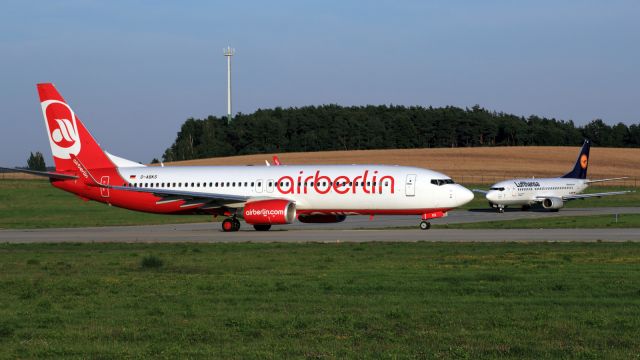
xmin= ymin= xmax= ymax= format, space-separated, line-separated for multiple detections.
xmin=161 ymin=104 xmax=640 ymax=162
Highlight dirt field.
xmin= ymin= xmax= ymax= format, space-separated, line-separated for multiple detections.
xmin=166 ymin=147 xmax=640 ymax=186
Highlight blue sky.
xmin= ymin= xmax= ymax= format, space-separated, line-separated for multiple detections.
xmin=1 ymin=0 xmax=638 ymax=166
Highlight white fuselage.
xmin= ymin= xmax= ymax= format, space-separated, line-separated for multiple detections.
xmin=486 ymin=177 xmax=588 ymax=206
xmin=118 ymin=164 xmax=474 ymax=213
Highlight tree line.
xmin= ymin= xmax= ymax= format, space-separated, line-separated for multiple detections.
xmin=161 ymin=105 xmax=640 ymax=162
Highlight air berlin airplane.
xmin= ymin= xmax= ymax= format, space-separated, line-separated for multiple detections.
xmin=4 ymin=83 xmax=474 ymax=231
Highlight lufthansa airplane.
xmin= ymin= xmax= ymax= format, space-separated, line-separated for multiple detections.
xmin=473 ymin=140 xmax=631 ymax=213
xmin=2 ymin=83 xmax=474 ymax=231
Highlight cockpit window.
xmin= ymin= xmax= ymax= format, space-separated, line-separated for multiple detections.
xmin=490 ymin=187 xmax=505 ymax=191
xmin=430 ymin=179 xmax=455 ymax=186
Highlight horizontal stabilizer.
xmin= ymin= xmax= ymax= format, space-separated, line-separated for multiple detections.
xmin=0 ymin=167 xmax=78 ymax=180
xmin=586 ymin=177 xmax=628 ymax=184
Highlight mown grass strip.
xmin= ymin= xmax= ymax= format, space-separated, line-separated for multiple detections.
xmin=0 ymin=242 xmax=639 ymax=358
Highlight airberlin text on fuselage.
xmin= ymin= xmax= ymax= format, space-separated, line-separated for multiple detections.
xmin=276 ymin=170 xmax=395 ymax=195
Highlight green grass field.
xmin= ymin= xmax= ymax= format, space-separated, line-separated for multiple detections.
xmin=0 ymin=179 xmax=211 ymax=229
xmin=0 ymin=242 xmax=639 ymax=358
xmin=436 ymin=214 xmax=640 ymax=229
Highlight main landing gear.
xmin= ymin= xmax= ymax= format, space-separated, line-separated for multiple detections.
xmin=221 ymin=217 xmax=241 ymax=232
xmin=419 ymin=221 xmax=431 ymax=230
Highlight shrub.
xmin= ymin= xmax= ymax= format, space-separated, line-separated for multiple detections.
xmin=141 ymin=255 xmax=163 ymax=269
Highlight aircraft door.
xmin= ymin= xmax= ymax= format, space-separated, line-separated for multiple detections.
xmin=405 ymin=174 xmax=416 ymax=197
xmin=255 ymin=179 xmax=263 ymax=193
xmin=100 ymin=176 xmax=110 ymax=198
xmin=266 ymin=179 xmax=274 ymax=193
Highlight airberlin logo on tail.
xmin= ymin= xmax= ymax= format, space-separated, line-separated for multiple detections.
xmin=41 ymin=100 xmax=81 ymax=159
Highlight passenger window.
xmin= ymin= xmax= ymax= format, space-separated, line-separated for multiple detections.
xmin=251 ymin=182 xmax=255 ymax=187
xmin=244 ymin=182 xmax=248 ymax=187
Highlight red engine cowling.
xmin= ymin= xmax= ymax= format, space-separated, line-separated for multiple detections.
xmin=243 ymin=199 xmax=296 ymax=225
xmin=298 ymin=214 xmax=347 ymax=223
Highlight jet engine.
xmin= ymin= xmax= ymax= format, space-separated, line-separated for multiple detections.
xmin=297 ymin=214 xmax=347 ymax=223
xmin=541 ymin=197 xmax=564 ymax=210
xmin=243 ymin=199 xmax=296 ymax=225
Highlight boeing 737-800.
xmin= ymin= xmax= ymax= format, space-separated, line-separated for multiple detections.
xmin=2 ymin=84 xmax=474 ymax=231
xmin=473 ymin=140 xmax=631 ymax=213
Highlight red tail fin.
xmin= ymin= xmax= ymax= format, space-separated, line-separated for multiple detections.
xmin=38 ymin=83 xmax=115 ymax=172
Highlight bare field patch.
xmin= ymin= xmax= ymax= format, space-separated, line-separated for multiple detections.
xmin=165 ymin=147 xmax=640 ymax=185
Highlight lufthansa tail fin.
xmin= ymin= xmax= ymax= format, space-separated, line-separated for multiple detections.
xmin=38 ymin=83 xmax=116 ymax=172
xmin=561 ymin=139 xmax=590 ymax=179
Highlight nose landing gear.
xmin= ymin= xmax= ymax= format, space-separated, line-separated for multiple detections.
xmin=419 ymin=221 xmax=431 ymax=230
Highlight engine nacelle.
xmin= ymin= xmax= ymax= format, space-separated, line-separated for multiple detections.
xmin=298 ymin=214 xmax=347 ymax=223
xmin=542 ymin=197 xmax=564 ymax=210
xmin=243 ymin=199 xmax=296 ymax=225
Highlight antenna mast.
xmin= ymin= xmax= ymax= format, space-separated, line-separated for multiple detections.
xmin=223 ymin=46 xmax=235 ymax=124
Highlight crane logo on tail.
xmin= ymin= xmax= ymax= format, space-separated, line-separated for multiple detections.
xmin=41 ymin=100 xmax=81 ymax=159
xmin=580 ymin=154 xmax=588 ymax=169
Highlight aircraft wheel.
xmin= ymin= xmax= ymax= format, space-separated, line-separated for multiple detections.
xmin=232 ymin=218 xmax=241 ymax=231
xmin=498 ymin=207 xmax=505 ymax=213
xmin=222 ymin=219 xmax=236 ymax=232
xmin=419 ymin=221 xmax=431 ymax=230
xmin=253 ymin=224 xmax=272 ymax=231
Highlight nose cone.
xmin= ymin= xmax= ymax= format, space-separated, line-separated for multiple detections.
xmin=457 ymin=185 xmax=474 ymax=206
xmin=486 ymin=191 xmax=497 ymax=202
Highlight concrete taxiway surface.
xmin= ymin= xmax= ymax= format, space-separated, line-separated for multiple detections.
xmin=284 ymin=206 xmax=640 ymax=230
xmin=0 ymin=207 xmax=638 ymax=243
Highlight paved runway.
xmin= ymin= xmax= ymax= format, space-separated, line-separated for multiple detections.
xmin=283 ymin=206 xmax=640 ymax=229
xmin=0 ymin=207 xmax=638 ymax=243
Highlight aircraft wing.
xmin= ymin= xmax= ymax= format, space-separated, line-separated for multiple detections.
xmin=472 ymin=189 xmax=488 ymax=194
xmin=0 ymin=166 xmax=78 ymax=180
xmin=108 ymin=185 xmax=254 ymax=208
xmin=561 ymin=191 xmax=633 ymax=201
